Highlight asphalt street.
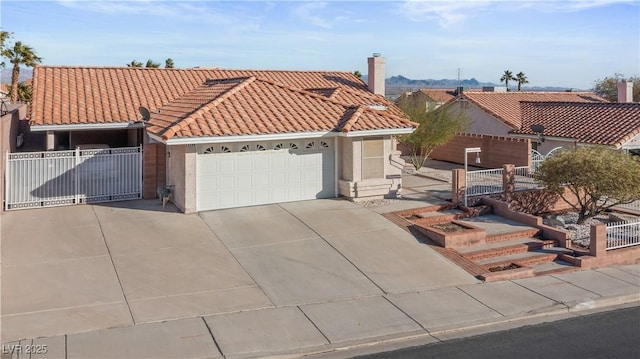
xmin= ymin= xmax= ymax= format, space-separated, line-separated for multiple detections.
xmin=357 ymin=306 xmax=640 ymax=359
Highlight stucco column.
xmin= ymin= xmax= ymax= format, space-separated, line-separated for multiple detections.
xmin=352 ymin=139 xmax=362 ymax=182
xmin=183 ymin=145 xmax=197 ymax=214
xmin=589 ymin=224 xmax=607 ymax=258
xmin=46 ymin=131 xmax=55 ymax=150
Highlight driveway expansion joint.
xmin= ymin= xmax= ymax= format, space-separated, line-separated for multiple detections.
xmin=91 ymin=206 xmax=136 ymax=325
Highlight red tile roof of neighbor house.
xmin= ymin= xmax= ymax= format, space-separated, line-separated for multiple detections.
xmin=460 ymin=91 xmax=608 ymax=129
xmin=30 ymin=66 xmax=412 ymax=138
xmin=514 ymin=102 xmax=640 ymax=148
xmin=417 ymin=89 xmax=457 ymax=103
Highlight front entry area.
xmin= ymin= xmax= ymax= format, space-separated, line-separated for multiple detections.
xmin=196 ymin=139 xmax=335 ymax=211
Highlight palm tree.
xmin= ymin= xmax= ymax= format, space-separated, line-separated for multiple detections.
xmin=127 ymin=60 xmax=143 ymax=67
xmin=0 ymin=30 xmax=12 ymax=68
xmin=516 ymin=72 xmax=529 ymax=91
xmin=145 ymin=59 xmax=160 ymax=68
xmin=1 ymin=41 xmax=42 ymax=102
xmin=500 ymin=70 xmax=514 ymax=91
xmin=8 ymin=81 xmax=32 ymax=102
xmin=165 ymin=58 xmax=174 ymax=69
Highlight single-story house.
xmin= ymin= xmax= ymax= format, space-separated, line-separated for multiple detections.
xmin=445 ymin=89 xmax=615 ymax=154
xmin=513 ymin=101 xmax=640 ymax=152
xmin=27 ymin=55 xmax=418 ymax=212
xmin=394 ymin=88 xmax=457 ymax=112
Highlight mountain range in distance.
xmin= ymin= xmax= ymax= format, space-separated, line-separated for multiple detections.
xmin=363 ymin=75 xmax=576 ymax=95
xmin=1 ymin=68 xmax=33 ymax=83
xmin=2 ymin=69 xmax=575 ymax=93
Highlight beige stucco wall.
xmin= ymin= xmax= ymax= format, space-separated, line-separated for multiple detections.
xmin=166 ymin=144 xmax=197 ymax=213
xmin=621 ymin=133 xmax=640 ymax=150
xmin=449 ymin=100 xmax=513 ymax=136
xmin=339 ymin=135 xmax=404 ymax=200
xmin=340 ymin=136 xmax=354 ymax=181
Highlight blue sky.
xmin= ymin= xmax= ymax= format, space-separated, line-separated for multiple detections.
xmin=1 ymin=0 xmax=639 ymax=89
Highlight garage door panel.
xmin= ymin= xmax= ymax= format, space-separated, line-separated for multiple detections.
xmin=271 ymin=188 xmax=286 ymax=202
xmin=287 ymin=171 xmax=303 ymax=184
xmin=236 ymin=157 xmax=253 ymax=171
xmin=271 ymin=172 xmax=286 ymax=185
xmin=254 ymin=157 xmax=270 ymax=171
xmin=236 ymin=174 xmax=253 ymax=189
xmin=218 ymin=158 xmax=236 ymax=172
xmin=197 ymin=140 xmax=335 ymax=211
xmin=217 ymin=175 xmax=236 ymax=189
xmin=236 ymin=192 xmax=253 ymax=205
xmin=287 ymin=155 xmax=302 ymax=169
xmin=271 ymin=156 xmax=286 ymax=169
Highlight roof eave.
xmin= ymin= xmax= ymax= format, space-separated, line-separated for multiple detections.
xmin=30 ymin=122 xmax=145 ymax=132
xmin=341 ymin=127 xmax=416 ymax=137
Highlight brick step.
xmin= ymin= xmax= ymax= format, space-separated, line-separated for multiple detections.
xmin=531 ymin=260 xmax=579 ymax=276
xmin=460 ymin=238 xmax=547 ymax=261
xmin=485 ymin=228 xmax=541 ymax=243
xmin=412 ymin=214 xmax=461 ymax=226
xmin=478 ymin=251 xmax=559 ymax=271
xmin=395 ymin=204 xmax=456 ymax=219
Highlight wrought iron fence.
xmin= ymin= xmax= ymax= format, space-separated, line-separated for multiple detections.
xmin=5 ymin=146 xmax=142 ymax=210
xmin=466 ymin=168 xmax=504 ymax=197
xmin=514 ymin=166 xmax=544 ymax=191
xmin=606 ymin=219 xmax=640 ymax=250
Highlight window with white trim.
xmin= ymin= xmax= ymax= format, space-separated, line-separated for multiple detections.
xmin=362 ymin=137 xmax=384 ymax=180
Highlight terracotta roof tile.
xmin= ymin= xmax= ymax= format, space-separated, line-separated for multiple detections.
xmin=418 ymin=89 xmax=457 ymax=103
xmin=461 ymin=91 xmax=608 ymax=129
xmin=514 ymin=102 xmax=640 ymax=148
xmin=145 ymin=77 xmax=416 ymax=139
xmin=30 ymin=66 xmax=406 ymax=136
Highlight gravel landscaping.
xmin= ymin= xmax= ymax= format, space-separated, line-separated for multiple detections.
xmin=543 ymin=211 xmax=640 ymax=248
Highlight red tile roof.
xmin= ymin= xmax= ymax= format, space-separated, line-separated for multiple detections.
xmin=461 ymin=91 xmax=608 ymax=129
xmin=145 ymin=76 xmax=416 ymax=139
xmin=514 ymin=102 xmax=640 ymax=147
xmin=30 ymin=66 xmax=408 ymax=137
xmin=417 ymin=89 xmax=457 ymax=103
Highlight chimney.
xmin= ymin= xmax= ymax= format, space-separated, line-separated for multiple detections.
xmin=617 ymin=81 xmax=633 ymax=103
xmin=367 ymin=53 xmax=385 ymax=96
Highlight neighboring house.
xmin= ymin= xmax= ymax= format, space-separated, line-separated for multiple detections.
xmin=27 ymin=55 xmax=417 ymax=213
xmin=446 ymin=89 xmax=611 ymax=154
xmin=513 ymin=101 xmax=640 ymax=153
xmin=394 ymin=88 xmax=457 ymax=112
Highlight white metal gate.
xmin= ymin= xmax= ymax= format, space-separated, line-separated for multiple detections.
xmin=5 ymin=146 xmax=142 ymax=210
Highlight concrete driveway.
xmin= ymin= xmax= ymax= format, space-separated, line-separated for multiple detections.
xmin=1 ymin=199 xmax=477 ymax=342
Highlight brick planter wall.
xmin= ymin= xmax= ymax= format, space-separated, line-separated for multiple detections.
xmin=411 ymin=133 xmax=531 ymax=168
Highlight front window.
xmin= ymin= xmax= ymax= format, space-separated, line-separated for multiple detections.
xmin=362 ymin=137 xmax=384 ymax=180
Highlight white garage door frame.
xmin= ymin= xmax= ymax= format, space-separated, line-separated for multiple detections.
xmin=196 ymin=137 xmax=337 ymax=211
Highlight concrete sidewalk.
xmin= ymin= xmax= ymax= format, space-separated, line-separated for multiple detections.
xmin=3 ymin=264 xmax=638 ymax=359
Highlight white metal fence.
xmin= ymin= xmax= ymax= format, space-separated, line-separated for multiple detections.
xmin=466 ymin=168 xmax=504 ymax=197
xmin=514 ymin=166 xmax=544 ymax=191
xmin=606 ymin=220 xmax=640 ymax=250
xmin=5 ymin=146 xmax=142 ymax=210
xmin=531 ymin=150 xmax=545 ymax=173
xmin=614 ymin=200 xmax=640 ymax=214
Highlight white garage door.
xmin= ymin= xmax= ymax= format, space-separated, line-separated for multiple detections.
xmin=196 ymin=139 xmax=335 ymax=211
